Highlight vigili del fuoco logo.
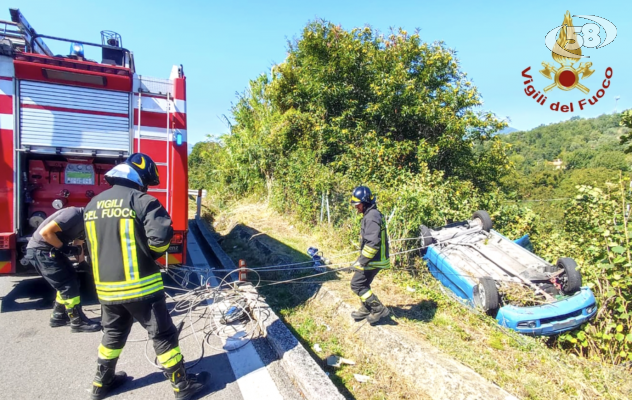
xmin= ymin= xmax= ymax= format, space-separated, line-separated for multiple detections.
xmin=521 ymin=11 xmax=617 ymax=112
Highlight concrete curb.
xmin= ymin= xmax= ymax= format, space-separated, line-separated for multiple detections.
xmin=315 ymin=284 xmax=519 ymax=400
xmin=194 ymin=216 xmax=238 ymax=271
xmin=191 ymin=217 xmax=344 ymax=400
xmin=240 ymin=284 xmax=345 ymax=400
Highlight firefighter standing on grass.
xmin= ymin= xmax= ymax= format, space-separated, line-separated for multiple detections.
xmin=25 ymin=207 xmax=101 ymax=333
xmin=349 ymin=186 xmax=391 ymax=325
xmin=83 ymin=153 xmax=207 ymax=400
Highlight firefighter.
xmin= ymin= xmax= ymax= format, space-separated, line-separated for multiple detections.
xmin=349 ymin=186 xmax=391 ymax=325
xmin=84 ymin=153 xmax=207 ymax=400
xmin=25 ymin=207 xmax=101 ymax=333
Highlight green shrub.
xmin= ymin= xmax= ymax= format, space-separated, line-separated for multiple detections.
xmin=552 ymin=179 xmax=632 ymax=363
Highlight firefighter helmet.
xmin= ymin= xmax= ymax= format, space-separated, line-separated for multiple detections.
xmin=104 ymin=163 xmax=143 ymax=188
xmin=126 ymin=153 xmax=160 ymax=187
xmin=350 ymin=186 xmax=375 ymax=206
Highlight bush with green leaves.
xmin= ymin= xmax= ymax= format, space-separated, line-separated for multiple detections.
xmin=548 ymin=179 xmax=632 ymax=363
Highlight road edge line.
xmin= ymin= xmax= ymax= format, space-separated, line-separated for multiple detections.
xmin=191 ymin=217 xmax=344 ymax=400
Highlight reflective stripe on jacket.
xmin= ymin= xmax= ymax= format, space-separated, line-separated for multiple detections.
xmin=84 ymin=183 xmax=173 ymax=304
xmin=354 ymin=205 xmax=390 ymax=270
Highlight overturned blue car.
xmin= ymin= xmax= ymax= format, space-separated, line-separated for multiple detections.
xmin=420 ymin=211 xmax=597 ymax=336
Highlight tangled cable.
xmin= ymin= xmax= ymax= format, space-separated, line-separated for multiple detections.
xmin=123 ymin=265 xmax=269 ymax=371
xmin=125 ymin=234 xmax=435 ymax=370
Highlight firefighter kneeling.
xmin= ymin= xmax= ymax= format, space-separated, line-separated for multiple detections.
xmin=349 ymin=186 xmax=391 ymax=325
xmin=84 ymin=153 xmax=207 ymax=400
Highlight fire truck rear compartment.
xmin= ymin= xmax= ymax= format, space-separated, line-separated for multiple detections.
xmin=20 ymin=154 xmax=117 ymax=232
xmin=15 ymin=153 xmax=118 ymax=261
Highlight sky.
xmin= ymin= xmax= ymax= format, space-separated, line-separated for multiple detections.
xmin=6 ymin=0 xmax=631 ymax=145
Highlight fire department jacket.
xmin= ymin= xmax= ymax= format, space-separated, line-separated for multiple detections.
xmin=83 ymin=182 xmax=173 ymax=305
xmin=354 ymin=204 xmax=390 ymax=270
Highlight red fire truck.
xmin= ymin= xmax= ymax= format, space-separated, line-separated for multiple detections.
xmin=0 ymin=8 xmax=188 ymax=274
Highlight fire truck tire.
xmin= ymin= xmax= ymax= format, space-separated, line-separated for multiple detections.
xmin=474 ymin=276 xmax=499 ymax=315
xmin=557 ymin=257 xmax=582 ymax=294
xmin=472 ymin=210 xmax=493 ymax=232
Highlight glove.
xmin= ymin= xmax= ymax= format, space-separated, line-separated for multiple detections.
xmin=348 ymin=261 xmax=362 ymax=271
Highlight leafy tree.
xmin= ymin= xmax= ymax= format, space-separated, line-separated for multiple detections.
xmin=565 ymin=149 xmax=597 ymax=170
xmin=265 ymin=21 xmax=509 ymax=189
xmin=195 ymin=19 xmax=512 ymax=225
xmin=188 ymin=141 xmax=221 ymax=190
xmin=619 ymin=109 xmax=632 ymax=153
xmin=591 ymin=151 xmax=629 ymax=171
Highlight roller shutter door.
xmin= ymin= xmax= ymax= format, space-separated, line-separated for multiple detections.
xmin=19 ymin=81 xmax=131 ymax=155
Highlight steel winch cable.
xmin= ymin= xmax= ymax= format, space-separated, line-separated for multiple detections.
xmin=93 ymin=226 xmax=534 ymax=372
xmin=131 ymin=232 xmax=532 ymax=370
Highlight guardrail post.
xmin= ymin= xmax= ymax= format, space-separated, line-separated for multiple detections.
xmin=238 ymin=259 xmax=247 ymax=282
xmin=196 ymin=188 xmax=202 ymax=217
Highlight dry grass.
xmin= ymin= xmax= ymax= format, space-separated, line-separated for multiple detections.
xmin=499 ymin=283 xmax=548 ymax=307
xmin=192 ymin=198 xmax=632 ymax=400
xmin=280 ymin=301 xmax=431 ymax=400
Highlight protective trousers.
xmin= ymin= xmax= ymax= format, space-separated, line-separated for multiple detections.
xmin=26 ymin=248 xmax=81 ymax=309
xmin=350 ymin=268 xmax=381 ymax=301
xmin=98 ymin=296 xmax=182 ymax=369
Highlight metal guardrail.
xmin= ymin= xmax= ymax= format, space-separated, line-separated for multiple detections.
xmin=189 ymin=189 xmax=207 ymax=217
xmin=188 ymin=189 xmax=207 ymax=198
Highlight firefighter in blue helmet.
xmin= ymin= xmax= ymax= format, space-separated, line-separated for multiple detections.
xmin=349 ymin=186 xmax=391 ymax=325
xmin=84 ymin=153 xmax=207 ymax=400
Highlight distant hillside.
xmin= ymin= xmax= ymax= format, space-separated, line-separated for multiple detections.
xmin=498 ymin=126 xmax=518 ymax=134
xmin=501 ymin=113 xmax=631 ymax=173
xmin=496 ymin=112 xmax=631 ymax=221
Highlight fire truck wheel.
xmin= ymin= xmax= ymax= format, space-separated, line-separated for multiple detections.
xmin=557 ymin=257 xmax=582 ymax=294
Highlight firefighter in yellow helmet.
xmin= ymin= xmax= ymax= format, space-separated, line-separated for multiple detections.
xmin=84 ymin=153 xmax=207 ymax=400
xmin=349 ymin=186 xmax=391 ymax=325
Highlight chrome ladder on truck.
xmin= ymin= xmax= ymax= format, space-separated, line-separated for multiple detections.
xmin=135 ymin=76 xmax=173 ymax=267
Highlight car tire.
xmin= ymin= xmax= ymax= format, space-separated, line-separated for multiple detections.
xmin=420 ymin=225 xmax=434 ymax=247
xmin=474 ymin=276 xmax=499 ymax=315
xmin=472 ymin=210 xmax=493 ymax=232
xmin=557 ymin=257 xmax=582 ymax=294
xmin=418 ymin=225 xmax=434 ymax=257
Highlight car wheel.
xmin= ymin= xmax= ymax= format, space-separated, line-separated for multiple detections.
xmin=474 ymin=276 xmax=499 ymax=315
xmin=472 ymin=210 xmax=493 ymax=232
xmin=557 ymin=257 xmax=582 ymax=294
xmin=419 ymin=225 xmax=434 ymax=257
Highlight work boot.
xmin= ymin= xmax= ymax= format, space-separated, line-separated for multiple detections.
xmin=68 ymin=305 xmax=101 ymax=333
xmin=165 ymin=359 xmax=209 ymax=400
xmin=91 ymin=358 xmax=128 ymax=400
xmin=351 ymin=301 xmax=371 ymax=321
xmin=366 ymin=294 xmax=390 ymax=325
xmin=49 ymin=301 xmax=69 ymax=327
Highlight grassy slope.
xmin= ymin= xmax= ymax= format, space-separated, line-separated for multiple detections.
xmin=194 ymin=198 xmax=632 ymax=400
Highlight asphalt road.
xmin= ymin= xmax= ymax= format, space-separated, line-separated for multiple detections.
xmin=0 ymin=272 xmax=302 ymax=400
